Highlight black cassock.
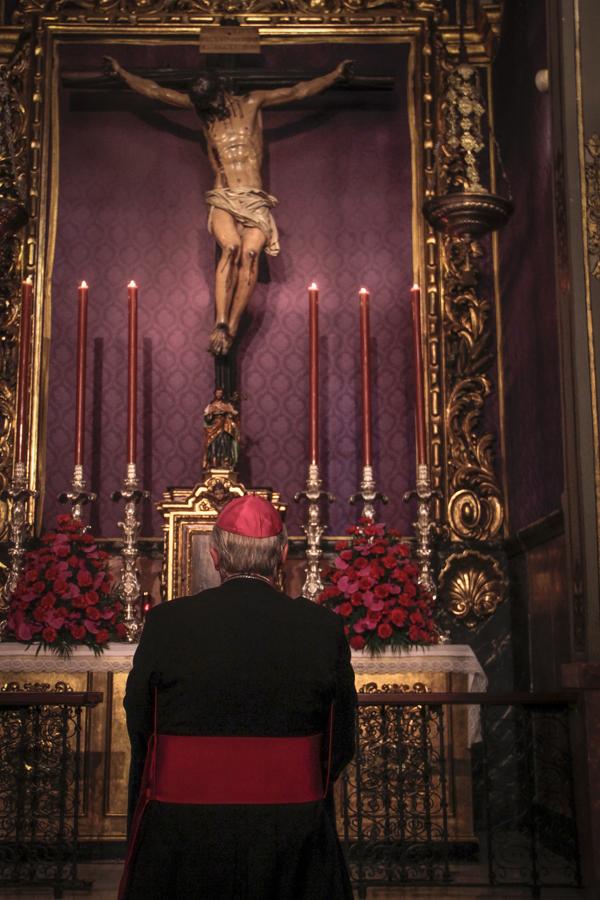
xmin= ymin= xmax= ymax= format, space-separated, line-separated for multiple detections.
xmin=122 ymin=575 xmax=357 ymax=900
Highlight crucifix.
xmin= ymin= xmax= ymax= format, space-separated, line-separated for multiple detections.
xmin=102 ymin=55 xmax=354 ymax=358
xmin=64 ymin=42 xmax=393 ymax=467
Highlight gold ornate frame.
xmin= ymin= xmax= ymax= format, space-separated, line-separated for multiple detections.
xmin=0 ymin=0 xmax=508 ymax=626
xmin=158 ymin=472 xmax=285 ymax=599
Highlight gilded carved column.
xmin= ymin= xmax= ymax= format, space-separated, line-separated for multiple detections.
xmin=425 ymin=30 xmax=511 ymax=629
xmin=0 ymin=34 xmax=30 ymax=542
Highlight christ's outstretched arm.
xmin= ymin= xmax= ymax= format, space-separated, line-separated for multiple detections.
xmin=104 ymin=56 xmax=193 ymax=109
xmin=251 ymin=60 xmax=354 ymax=108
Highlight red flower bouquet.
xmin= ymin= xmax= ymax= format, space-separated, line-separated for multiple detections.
xmin=318 ymin=520 xmax=439 ymax=654
xmin=6 ymin=514 xmax=126 ymax=657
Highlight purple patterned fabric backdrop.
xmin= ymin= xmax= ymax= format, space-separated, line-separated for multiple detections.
xmin=44 ymin=42 xmax=415 ymax=537
xmin=493 ymin=0 xmax=564 ymax=533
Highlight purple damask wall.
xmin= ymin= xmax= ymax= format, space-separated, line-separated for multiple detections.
xmin=494 ymin=0 xmax=564 ymax=533
xmin=44 ymin=42 xmax=415 ymax=537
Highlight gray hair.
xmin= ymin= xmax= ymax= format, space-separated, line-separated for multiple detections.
xmin=210 ymin=524 xmax=288 ymax=579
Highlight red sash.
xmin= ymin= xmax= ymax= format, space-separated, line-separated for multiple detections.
xmin=118 ymin=701 xmax=334 ymax=900
xmin=154 ymin=732 xmax=324 ymax=804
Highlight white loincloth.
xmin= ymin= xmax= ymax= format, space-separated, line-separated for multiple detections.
xmin=206 ymin=188 xmax=280 ymax=257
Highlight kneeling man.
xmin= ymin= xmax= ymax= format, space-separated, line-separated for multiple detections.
xmin=120 ymin=494 xmax=356 ymax=899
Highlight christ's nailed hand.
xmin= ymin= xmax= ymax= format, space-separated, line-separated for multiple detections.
xmin=103 ymin=56 xmax=121 ymax=76
xmin=336 ymin=60 xmax=355 ymax=82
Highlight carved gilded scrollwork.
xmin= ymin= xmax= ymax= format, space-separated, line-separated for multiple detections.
xmin=438 ymin=548 xmax=507 ymax=627
xmin=1 ymin=680 xmax=73 ymax=692
xmin=158 ymin=472 xmax=285 ymax=600
xmin=0 ymin=41 xmax=30 ymax=541
xmin=359 ymin=681 xmax=430 ymax=693
xmin=585 ymin=133 xmax=600 ymax=281
xmin=424 ymin=36 xmax=508 ymax=557
xmin=438 ymin=62 xmax=486 ymax=195
xmin=14 ymin=0 xmax=442 ymax=23
xmin=442 ymin=235 xmax=504 ymax=542
xmin=424 ymin=48 xmax=512 ymax=238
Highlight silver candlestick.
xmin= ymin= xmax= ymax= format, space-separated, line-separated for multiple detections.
xmin=349 ymin=464 xmax=388 ymax=522
xmin=58 ymin=464 xmax=97 ymax=521
xmin=111 ymin=463 xmax=149 ymax=643
xmin=403 ymin=463 xmax=440 ymax=599
xmin=0 ymin=462 xmax=38 ymax=637
xmin=294 ymin=463 xmax=334 ymax=602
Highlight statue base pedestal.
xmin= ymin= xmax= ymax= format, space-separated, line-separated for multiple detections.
xmin=157 ymin=469 xmax=286 ymax=600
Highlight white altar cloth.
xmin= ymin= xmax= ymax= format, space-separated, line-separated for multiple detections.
xmin=0 ymin=643 xmax=485 ymax=685
xmin=0 ymin=642 xmax=136 ymax=673
xmin=351 ymin=644 xmax=486 ymax=690
xmin=351 ymin=644 xmax=487 ymax=744
xmin=0 ymin=642 xmax=486 ymax=741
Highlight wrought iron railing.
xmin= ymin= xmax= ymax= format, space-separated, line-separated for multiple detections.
xmin=0 ymin=684 xmax=102 ymax=898
xmin=340 ymin=691 xmax=583 ymax=899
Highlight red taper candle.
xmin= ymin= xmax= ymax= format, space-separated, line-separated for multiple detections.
xmin=308 ymin=282 xmax=319 ymax=465
xmin=127 ymin=281 xmax=138 ymax=466
xmin=411 ymin=283 xmax=427 ymax=465
xmin=359 ymin=288 xmax=373 ymax=468
xmin=15 ymin=276 xmax=33 ymax=465
xmin=74 ymin=281 xmax=89 ymax=468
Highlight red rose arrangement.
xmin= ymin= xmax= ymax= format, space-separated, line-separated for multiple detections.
xmin=6 ymin=514 xmax=126 ymax=657
xmin=318 ymin=520 xmax=439 ymax=654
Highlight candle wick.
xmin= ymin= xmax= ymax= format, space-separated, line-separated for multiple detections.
xmin=80 ymin=281 xmax=88 ymax=289
xmin=359 ymin=287 xmax=368 ymax=294
xmin=308 ymin=282 xmax=318 ymax=290
xmin=128 ymin=280 xmax=138 ymax=289
xmin=412 ymin=283 xmax=420 ymax=291
xmin=23 ymin=276 xmax=33 ymax=285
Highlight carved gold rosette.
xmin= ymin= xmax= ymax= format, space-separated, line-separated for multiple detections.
xmin=438 ymin=549 xmax=507 ymax=629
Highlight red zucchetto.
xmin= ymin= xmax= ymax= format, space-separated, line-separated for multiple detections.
xmin=215 ymin=495 xmax=283 ymax=538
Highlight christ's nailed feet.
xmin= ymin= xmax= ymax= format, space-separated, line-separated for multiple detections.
xmin=208 ymin=323 xmax=233 ymax=356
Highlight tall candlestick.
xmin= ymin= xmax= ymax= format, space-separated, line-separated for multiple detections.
xmin=308 ymin=283 xmax=319 ymax=466
xmin=15 ymin=276 xmax=33 ymax=466
xmin=127 ymin=281 xmax=138 ymax=466
xmin=74 ymin=281 xmax=89 ymax=468
xmin=411 ymin=283 xmax=427 ymax=465
xmin=359 ymin=288 xmax=372 ymax=468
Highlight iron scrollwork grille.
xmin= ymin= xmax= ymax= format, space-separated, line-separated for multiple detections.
xmin=0 ymin=685 xmax=102 ymax=897
xmin=339 ymin=693 xmax=582 ymax=896
xmin=340 ymin=693 xmax=450 ymax=890
xmin=479 ymin=702 xmax=582 ymax=892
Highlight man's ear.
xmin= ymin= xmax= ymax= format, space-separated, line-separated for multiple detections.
xmin=209 ymin=547 xmax=220 ymax=571
xmin=281 ymin=542 xmax=289 ymax=565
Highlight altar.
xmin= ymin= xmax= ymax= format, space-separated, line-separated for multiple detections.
xmin=0 ymin=642 xmax=485 ymax=845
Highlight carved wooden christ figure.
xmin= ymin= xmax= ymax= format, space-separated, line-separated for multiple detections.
xmin=104 ymin=57 xmax=353 ymax=356
xmin=203 ymin=387 xmax=240 ymax=470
